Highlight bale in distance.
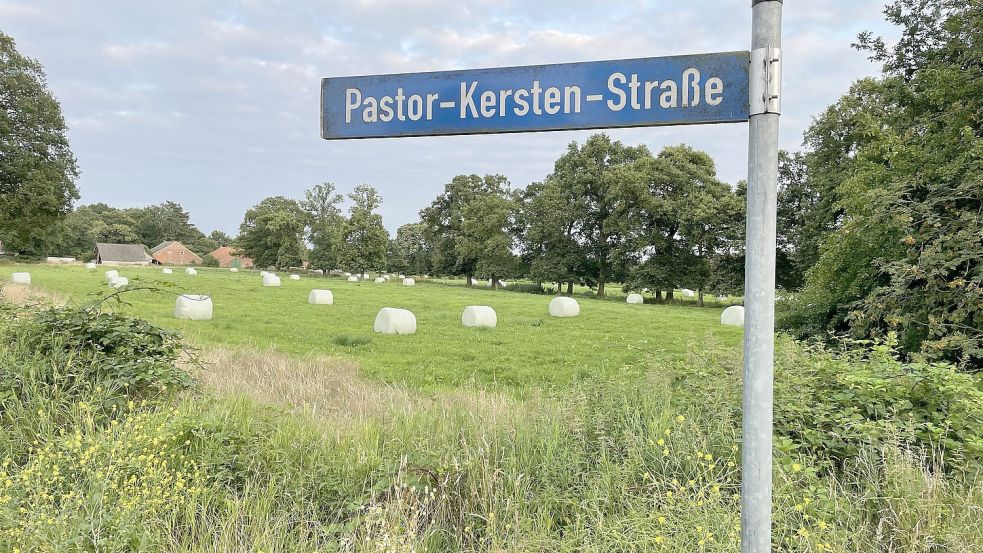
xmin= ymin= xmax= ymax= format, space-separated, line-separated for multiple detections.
xmin=549 ymin=296 xmax=580 ymax=318
xmin=398 ymin=274 xmax=405 ymax=278
xmin=174 ymin=294 xmax=213 ymax=320
xmin=185 ymin=267 xmax=197 ymax=276
xmin=11 ymin=272 xmax=31 ymax=285
xmin=85 ymin=262 xmax=97 ymax=270
xmin=343 ymin=272 xmax=351 ymax=277
xmin=720 ymin=305 xmax=745 ymax=326
xmin=462 ymin=305 xmax=496 ymax=328
xmin=374 ymin=307 xmax=417 ymax=335
xmin=104 ymin=269 xmax=119 ymax=281
xmin=374 ymin=277 xmax=385 ymax=283
xmin=308 ymin=289 xmax=334 ymax=305
xmin=230 ymin=267 xmax=239 ymax=273
xmin=402 ymin=278 xmax=415 ymax=286
xmin=290 ymin=274 xmax=301 ymax=281
xmin=626 ymin=293 xmax=644 ymax=305
xmin=681 ymin=288 xmax=696 ymax=297
xmin=162 ymin=268 xmax=173 ymax=274
xmin=263 ymin=274 xmax=281 ymax=287
xmin=347 ymin=276 xmax=358 ymax=282
xmin=108 ymin=276 xmax=128 ymax=289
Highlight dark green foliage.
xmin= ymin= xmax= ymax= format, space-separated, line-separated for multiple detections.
xmin=421 ymin=174 xmax=511 ymax=282
xmin=303 ymin=182 xmax=346 ymax=271
xmin=236 ymin=196 xmax=308 ymax=270
xmin=19 ymin=306 xmax=195 ymax=398
xmin=0 ymin=32 xmax=80 ymax=255
xmin=202 ymin=254 xmax=220 ymax=268
xmin=339 ymin=185 xmax=388 ymax=275
xmin=674 ymin=336 xmax=983 ymax=472
xmin=782 ymin=1 xmax=983 ymax=368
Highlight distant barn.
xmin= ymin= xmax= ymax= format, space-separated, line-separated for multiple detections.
xmin=94 ymin=243 xmax=153 ymax=266
xmin=209 ymin=246 xmax=254 ymax=269
xmin=151 ymin=241 xmax=202 ymax=266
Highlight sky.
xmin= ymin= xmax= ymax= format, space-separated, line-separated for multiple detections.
xmin=2 ymin=0 xmax=895 ymax=235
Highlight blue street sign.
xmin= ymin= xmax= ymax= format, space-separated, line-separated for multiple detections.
xmin=321 ymin=52 xmax=749 ymax=140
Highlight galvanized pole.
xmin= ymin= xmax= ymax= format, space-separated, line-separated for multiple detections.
xmin=743 ymin=1 xmax=782 ymax=552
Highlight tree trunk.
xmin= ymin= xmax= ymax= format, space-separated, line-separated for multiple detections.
xmin=557 ymin=281 xmax=563 ymax=294
xmin=597 ymin=266 xmax=606 ymax=297
xmin=491 ymin=275 xmax=498 ymax=289
xmin=666 ymin=289 xmax=674 ymax=301
xmin=697 ymin=288 xmax=704 ymax=307
xmin=655 ymin=290 xmax=663 ymax=301
xmin=566 ymin=282 xmax=574 ymax=295
xmin=466 ymin=274 xmax=473 ymax=287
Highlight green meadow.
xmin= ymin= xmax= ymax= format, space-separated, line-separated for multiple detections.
xmin=0 ymin=264 xmax=740 ymax=389
xmin=2 ymin=263 xmax=980 ymax=551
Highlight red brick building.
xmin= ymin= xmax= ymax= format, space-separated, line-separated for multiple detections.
xmin=150 ymin=241 xmax=202 ymax=266
xmin=209 ymin=246 xmax=253 ymax=269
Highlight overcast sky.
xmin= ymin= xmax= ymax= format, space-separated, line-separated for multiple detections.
xmin=3 ymin=1 xmax=894 ymax=235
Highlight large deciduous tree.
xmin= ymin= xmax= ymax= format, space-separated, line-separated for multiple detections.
xmin=389 ymin=222 xmax=430 ymax=276
xmin=303 ymin=182 xmax=346 ymax=271
xmin=457 ymin=191 xmax=519 ymax=288
xmin=236 ymin=196 xmax=307 ymax=269
xmin=340 ymin=185 xmax=388 ymax=276
xmin=0 ymin=32 xmax=79 ymax=254
xmin=421 ymin=174 xmax=510 ymax=285
xmin=549 ymin=134 xmax=649 ymax=296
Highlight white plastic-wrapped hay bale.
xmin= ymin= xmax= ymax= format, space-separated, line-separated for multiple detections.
xmin=185 ymin=267 xmax=197 ymax=276
xmin=260 ymin=270 xmax=270 ymax=277
xmin=85 ymin=262 xmax=97 ymax=270
xmin=104 ymin=269 xmax=119 ymax=281
xmin=343 ymin=272 xmax=351 ymax=277
xmin=720 ymin=305 xmax=744 ymax=327
xmin=402 ymin=277 xmax=415 ymax=286
xmin=716 ymin=295 xmax=728 ymax=301
xmin=499 ymin=280 xmax=508 ymax=288
xmin=374 ymin=277 xmax=385 ymax=283
xmin=263 ymin=274 xmax=281 ymax=287
xmin=313 ymin=269 xmax=324 ymax=275
xmin=230 ymin=267 xmax=239 ymax=273
xmin=108 ymin=276 xmax=128 ymax=289
xmin=347 ymin=276 xmax=358 ymax=282
xmin=174 ymin=294 xmax=213 ymax=321
xmin=549 ymin=296 xmax=580 ymax=318
xmin=680 ymin=288 xmax=696 ymax=297
xmin=162 ymin=268 xmax=173 ymax=274
xmin=626 ymin=293 xmax=644 ymax=305
xmin=461 ymin=306 xmax=496 ymax=328
xmin=290 ymin=274 xmax=301 ymax=281
xmin=373 ymin=308 xmax=416 ymax=335
xmin=308 ymin=289 xmax=334 ymax=305
xmin=398 ymin=274 xmax=405 ymax=279
xmin=11 ymin=272 xmax=31 ymax=285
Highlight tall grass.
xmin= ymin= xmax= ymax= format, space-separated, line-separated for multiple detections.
xmin=0 ymin=302 xmax=980 ymax=551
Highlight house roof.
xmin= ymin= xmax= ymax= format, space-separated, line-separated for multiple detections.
xmin=95 ymin=243 xmax=152 ymax=263
xmin=150 ymin=241 xmax=176 ymax=254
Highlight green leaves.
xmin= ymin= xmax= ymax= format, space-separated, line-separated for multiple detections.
xmin=0 ymin=32 xmax=79 ymax=254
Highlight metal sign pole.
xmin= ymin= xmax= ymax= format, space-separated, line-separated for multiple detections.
xmin=743 ymin=1 xmax=782 ymax=552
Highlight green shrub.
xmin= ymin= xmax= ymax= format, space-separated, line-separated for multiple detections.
xmin=201 ymin=254 xmax=220 ymax=267
xmin=1 ymin=305 xmax=194 ymax=406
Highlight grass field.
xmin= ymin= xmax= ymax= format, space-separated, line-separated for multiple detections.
xmin=0 ymin=263 xmax=741 ymax=389
xmin=2 ymin=262 xmax=980 ymax=551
